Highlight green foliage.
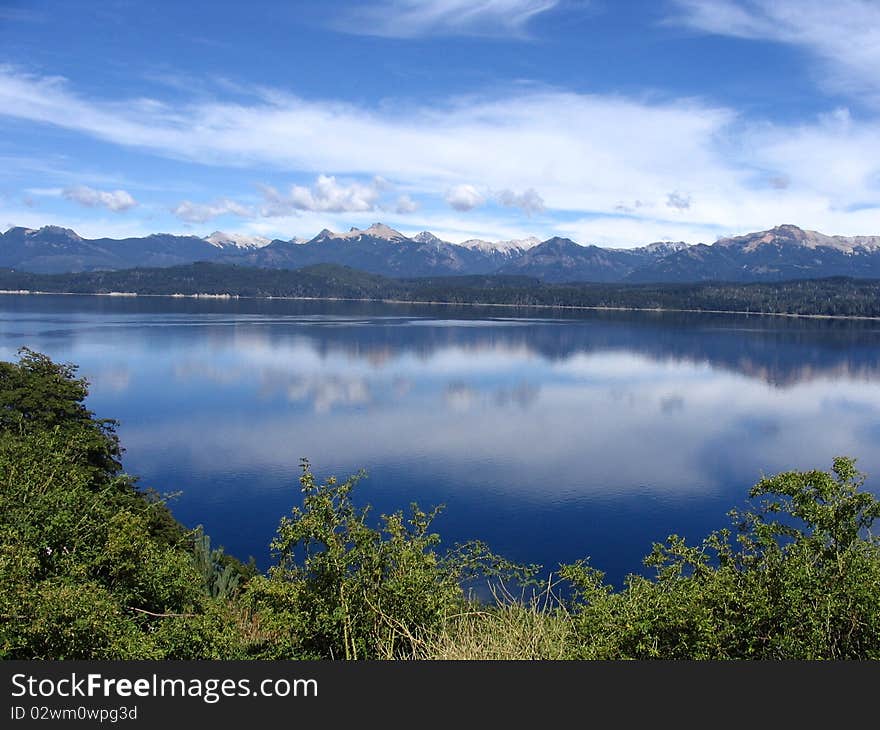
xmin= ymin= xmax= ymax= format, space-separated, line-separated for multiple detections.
xmin=739 ymin=456 xmax=880 ymax=558
xmin=0 ymin=347 xmax=121 ymax=476
xmin=192 ymin=529 xmax=241 ymax=600
xmin=4 ymin=578 xmax=157 ymax=660
xmin=148 ymin=602 xmax=252 ymax=660
xmin=0 ymin=348 xmax=93 ymax=430
xmin=558 ymin=457 xmax=880 ymax=659
xmin=238 ymin=576 xmax=316 ymax=659
xmin=258 ymin=460 xmax=529 ymax=659
xmin=0 ymin=349 xmax=248 ymax=659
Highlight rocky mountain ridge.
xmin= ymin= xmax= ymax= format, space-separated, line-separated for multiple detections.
xmin=5 ymin=222 xmax=880 ymax=283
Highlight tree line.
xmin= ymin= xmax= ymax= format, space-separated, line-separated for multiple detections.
xmin=4 ymin=263 xmax=880 ymax=317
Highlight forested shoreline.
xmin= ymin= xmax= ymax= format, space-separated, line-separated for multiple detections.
xmin=4 ymin=263 xmax=880 ymax=317
xmin=3 ymin=348 xmax=880 ymax=660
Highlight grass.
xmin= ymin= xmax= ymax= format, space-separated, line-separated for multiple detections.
xmin=416 ymin=580 xmax=577 ymax=660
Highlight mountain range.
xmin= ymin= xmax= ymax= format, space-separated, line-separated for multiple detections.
xmin=4 ymin=222 xmax=880 ymax=284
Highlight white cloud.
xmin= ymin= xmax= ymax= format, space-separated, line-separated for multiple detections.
xmin=671 ymin=0 xmax=880 ymax=101
xmin=0 ymin=68 xmax=740 ymax=224
xmin=172 ymin=198 xmax=252 ymax=223
xmin=395 ymin=194 xmax=419 ymax=214
xmin=496 ymin=187 xmax=545 ymax=215
xmin=445 ymin=184 xmax=485 ymax=211
xmin=334 ymin=0 xmax=559 ymax=39
xmin=259 ymin=175 xmax=384 ymax=216
xmin=62 ymin=185 xmax=137 ymax=212
xmin=6 ymin=67 xmax=880 ymax=242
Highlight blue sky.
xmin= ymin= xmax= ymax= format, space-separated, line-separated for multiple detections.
xmin=1 ymin=0 xmax=880 ymax=246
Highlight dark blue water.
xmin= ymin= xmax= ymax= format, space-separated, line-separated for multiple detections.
xmin=4 ymin=294 xmax=880 ymax=586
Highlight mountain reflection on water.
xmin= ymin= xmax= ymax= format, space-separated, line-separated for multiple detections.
xmin=3 ymin=294 xmax=880 ymax=585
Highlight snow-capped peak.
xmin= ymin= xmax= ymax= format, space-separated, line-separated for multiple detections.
xmin=637 ymin=241 xmax=690 ymax=256
xmin=503 ymin=236 xmax=541 ymax=251
xmin=459 ymin=236 xmax=541 ymax=254
xmin=412 ymin=231 xmax=450 ymax=246
xmin=346 ymin=222 xmax=407 ymax=241
xmin=315 ymin=222 xmax=409 ymax=242
xmin=715 ymin=225 xmax=878 ymax=254
xmin=204 ymin=231 xmax=272 ymax=249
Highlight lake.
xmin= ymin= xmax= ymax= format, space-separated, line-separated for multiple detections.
xmin=3 ymin=293 xmax=880 ymax=586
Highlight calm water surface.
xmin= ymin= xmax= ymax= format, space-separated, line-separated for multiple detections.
xmin=4 ymin=294 xmax=880 ymax=584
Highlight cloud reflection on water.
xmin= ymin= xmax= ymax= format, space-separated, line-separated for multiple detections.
xmin=5 ymin=297 xmax=880 ymax=580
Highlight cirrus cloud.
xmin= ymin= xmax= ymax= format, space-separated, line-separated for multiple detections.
xmin=672 ymin=0 xmax=880 ymax=102
xmin=333 ymin=0 xmax=560 ymax=39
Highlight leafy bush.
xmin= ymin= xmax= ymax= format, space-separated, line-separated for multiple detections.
xmin=252 ymin=462 xmax=532 ymax=659
xmin=559 ymin=457 xmax=880 ymax=659
xmin=0 ymin=349 xmax=245 ymax=659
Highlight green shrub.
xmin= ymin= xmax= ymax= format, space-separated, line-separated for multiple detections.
xmin=559 ymin=457 xmax=880 ymax=659
xmin=261 ymin=462 xmax=468 ymax=659
xmin=0 ymin=349 xmax=243 ymax=659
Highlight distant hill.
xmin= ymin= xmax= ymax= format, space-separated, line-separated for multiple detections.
xmin=0 ymin=225 xmax=222 ymax=273
xmin=627 ymin=225 xmax=880 ymax=283
xmin=498 ymin=237 xmax=640 ymax=282
xmin=6 ymin=221 xmax=880 ymax=284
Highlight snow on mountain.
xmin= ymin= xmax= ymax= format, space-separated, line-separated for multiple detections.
xmin=503 ymin=236 xmax=542 ymax=251
xmin=635 ymin=241 xmax=691 ymax=256
xmin=13 ymin=220 xmax=880 ymax=282
xmin=314 ymin=222 xmax=409 ymax=243
xmin=837 ymin=235 xmax=880 ymax=252
xmin=355 ymin=222 xmax=408 ymax=241
xmin=412 ymin=231 xmax=449 ymax=246
xmin=459 ymin=236 xmax=541 ymax=254
xmin=714 ymin=224 xmax=880 ymax=254
xmin=204 ymin=231 xmax=271 ymax=249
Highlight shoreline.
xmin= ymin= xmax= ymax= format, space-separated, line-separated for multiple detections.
xmin=2 ymin=288 xmax=880 ymax=322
